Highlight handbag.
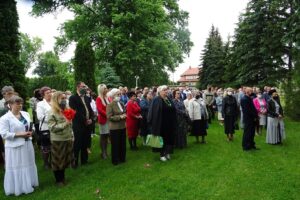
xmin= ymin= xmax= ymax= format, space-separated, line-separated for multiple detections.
xmin=146 ymin=134 xmax=163 ymax=148
xmin=39 ymin=116 xmax=51 ymax=146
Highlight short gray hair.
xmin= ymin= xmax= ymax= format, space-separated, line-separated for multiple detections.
xmin=1 ymin=86 xmax=14 ymax=95
xmin=108 ymin=88 xmax=120 ymax=98
xmin=157 ymin=85 xmax=168 ymax=93
xmin=7 ymin=95 xmax=23 ymax=105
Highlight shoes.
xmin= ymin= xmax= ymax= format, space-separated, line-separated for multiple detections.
xmin=101 ymin=153 xmax=108 ymax=160
xmin=166 ymin=154 xmax=171 ymax=160
xmin=160 ymin=156 xmax=167 ymax=162
xmin=56 ymin=182 xmax=65 ymax=187
xmin=87 ymin=149 xmax=92 ymax=154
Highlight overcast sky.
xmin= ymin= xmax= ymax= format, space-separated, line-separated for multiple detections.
xmin=17 ymin=0 xmax=249 ymax=81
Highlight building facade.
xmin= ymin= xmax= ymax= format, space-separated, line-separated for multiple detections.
xmin=178 ymin=66 xmax=201 ymax=86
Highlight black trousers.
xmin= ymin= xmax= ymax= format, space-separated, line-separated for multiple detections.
xmin=53 ymin=169 xmax=65 ymax=183
xmin=242 ymin=120 xmax=256 ymax=150
xmin=0 ymin=135 xmax=4 ymax=153
xmin=160 ymin=145 xmax=173 ymax=157
xmin=73 ymin=130 xmax=89 ymax=165
xmin=110 ymin=129 xmax=126 ymax=165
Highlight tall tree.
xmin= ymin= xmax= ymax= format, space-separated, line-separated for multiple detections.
xmin=96 ymin=63 xmax=122 ymax=88
xmin=34 ymin=51 xmax=62 ymax=77
xmin=20 ymin=33 xmax=43 ymax=73
xmin=0 ymin=0 xmax=27 ymax=99
xmin=73 ymin=38 xmax=96 ymax=91
xmin=54 ymin=0 xmax=192 ymax=87
xmin=224 ymin=0 xmax=295 ymax=87
xmin=199 ymin=25 xmax=226 ymax=89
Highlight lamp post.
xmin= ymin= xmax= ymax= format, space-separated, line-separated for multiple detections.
xmin=135 ymin=75 xmax=139 ymax=88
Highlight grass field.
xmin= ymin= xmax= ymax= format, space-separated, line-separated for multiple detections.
xmin=0 ymin=119 xmax=299 ymax=200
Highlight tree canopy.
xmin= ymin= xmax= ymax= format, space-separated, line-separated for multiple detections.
xmin=51 ymin=0 xmax=193 ymax=87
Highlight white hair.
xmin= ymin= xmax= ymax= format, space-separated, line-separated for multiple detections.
xmin=157 ymin=85 xmax=168 ymax=93
xmin=108 ymin=88 xmax=120 ymax=98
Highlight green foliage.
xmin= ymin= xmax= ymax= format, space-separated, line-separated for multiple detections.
xmin=0 ymin=0 xmax=27 ymax=99
xmin=27 ymin=75 xmax=72 ymax=97
xmin=20 ymin=33 xmax=43 ymax=73
xmin=31 ymin=0 xmax=86 ymax=16
xmin=74 ymin=39 xmax=96 ymax=91
xmin=54 ymin=0 xmax=192 ymax=87
xmin=33 ymin=51 xmax=66 ymax=77
xmin=96 ymin=64 xmax=122 ymax=88
xmin=199 ymin=25 xmax=227 ymax=89
xmin=224 ymin=0 xmax=298 ymax=88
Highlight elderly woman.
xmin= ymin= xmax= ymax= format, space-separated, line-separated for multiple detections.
xmin=183 ymin=92 xmax=192 ymax=110
xmin=172 ymin=89 xmax=188 ymax=149
xmin=0 ymin=86 xmax=15 ymax=164
xmin=36 ymin=86 xmax=52 ymax=169
xmin=106 ymin=89 xmax=127 ymax=165
xmin=188 ymin=92 xmax=208 ymax=143
xmin=47 ymin=91 xmax=73 ymax=186
xmin=215 ymin=89 xmax=224 ymax=125
xmin=0 ymin=95 xmax=39 ymax=196
xmin=266 ymin=89 xmax=285 ymax=144
xmin=222 ymin=88 xmax=238 ymax=141
xmin=126 ymin=91 xmax=142 ymax=150
xmin=96 ymin=84 xmax=110 ymax=159
xmin=253 ymin=89 xmax=267 ymax=135
xmin=139 ymin=91 xmax=153 ymax=145
xmin=148 ymin=85 xmax=176 ymax=162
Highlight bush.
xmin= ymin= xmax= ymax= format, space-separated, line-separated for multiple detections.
xmin=27 ymin=75 xmax=73 ymax=97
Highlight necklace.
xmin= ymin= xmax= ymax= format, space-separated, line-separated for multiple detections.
xmin=163 ymin=98 xmax=171 ymax=107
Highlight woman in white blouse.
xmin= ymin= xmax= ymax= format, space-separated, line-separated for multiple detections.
xmin=36 ymin=86 xmax=52 ymax=169
xmin=188 ymin=92 xmax=209 ymax=143
xmin=0 ymin=95 xmax=38 ymax=196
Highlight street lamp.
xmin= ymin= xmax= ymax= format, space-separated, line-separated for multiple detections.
xmin=135 ymin=75 xmax=140 ymax=88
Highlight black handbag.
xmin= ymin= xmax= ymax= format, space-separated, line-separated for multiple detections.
xmin=39 ymin=116 xmax=51 ymax=146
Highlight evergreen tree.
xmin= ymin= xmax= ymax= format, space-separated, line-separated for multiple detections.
xmin=73 ymin=39 xmax=96 ymax=91
xmin=97 ymin=64 xmax=122 ymax=88
xmin=0 ymin=0 xmax=27 ymax=99
xmin=199 ymin=25 xmax=226 ymax=89
xmin=225 ymin=0 xmax=292 ymax=87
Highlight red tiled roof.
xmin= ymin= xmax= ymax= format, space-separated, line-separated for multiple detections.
xmin=178 ymin=78 xmax=198 ymax=82
xmin=181 ymin=67 xmax=200 ymax=76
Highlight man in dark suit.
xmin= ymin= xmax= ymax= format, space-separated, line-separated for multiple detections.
xmin=69 ymin=82 xmax=94 ymax=168
xmin=241 ymin=87 xmax=259 ymax=151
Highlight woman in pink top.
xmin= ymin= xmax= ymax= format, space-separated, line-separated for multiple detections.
xmin=253 ymin=90 xmax=267 ymax=135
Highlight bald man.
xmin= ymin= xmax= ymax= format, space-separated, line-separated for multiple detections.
xmin=240 ymin=87 xmax=259 ymax=151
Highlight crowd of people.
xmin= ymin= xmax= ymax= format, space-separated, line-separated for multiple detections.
xmin=0 ymin=83 xmax=286 ymax=196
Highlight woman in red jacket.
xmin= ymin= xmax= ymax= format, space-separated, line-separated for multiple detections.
xmin=126 ymin=91 xmax=142 ymax=150
xmin=96 ymin=84 xmax=110 ymax=159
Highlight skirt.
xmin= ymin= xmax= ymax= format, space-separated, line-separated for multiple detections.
xmin=224 ymin=115 xmax=235 ymax=134
xmin=51 ymin=140 xmax=73 ymax=171
xmin=258 ymin=114 xmax=267 ymax=126
xmin=4 ymin=141 xmax=39 ymax=196
xmin=191 ymin=119 xmax=207 ymax=136
xmin=266 ymin=117 xmax=286 ymax=144
xmin=99 ymin=122 xmax=110 ymax=135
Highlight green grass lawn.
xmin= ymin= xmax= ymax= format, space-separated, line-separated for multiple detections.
xmin=0 ymin=119 xmax=299 ymax=200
